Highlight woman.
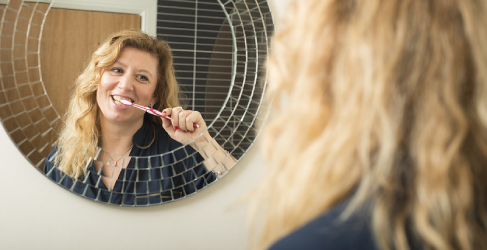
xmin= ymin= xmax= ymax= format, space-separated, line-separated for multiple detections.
xmin=254 ymin=0 xmax=487 ymax=249
xmin=44 ymin=30 xmax=235 ymax=205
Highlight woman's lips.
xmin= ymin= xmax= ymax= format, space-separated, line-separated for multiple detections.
xmin=111 ymin=95 xmax=134 ymax=107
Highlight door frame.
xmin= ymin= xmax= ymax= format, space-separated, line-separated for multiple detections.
xmin=0 ymin=0 xmax=157 ymax=35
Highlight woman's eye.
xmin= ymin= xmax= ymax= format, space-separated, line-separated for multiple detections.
xmin=110 ymin=68 xmax=123 ymax=74
xmin=137 ymin=75 xmax=149 ymax=82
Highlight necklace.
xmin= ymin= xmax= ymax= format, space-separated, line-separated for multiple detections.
xmin=110 ymin=145 xmax=133 ymax=167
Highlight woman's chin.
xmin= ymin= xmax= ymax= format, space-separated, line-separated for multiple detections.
xmin=108 ymin=114 xmax=145 ymax=126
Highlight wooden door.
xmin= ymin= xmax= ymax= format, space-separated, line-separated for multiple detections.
xmin=40 ymin=7 xmax=140 ymax=134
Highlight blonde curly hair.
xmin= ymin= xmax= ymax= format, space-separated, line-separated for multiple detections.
xmin=255 ymin=0 xmax=487 ymax=249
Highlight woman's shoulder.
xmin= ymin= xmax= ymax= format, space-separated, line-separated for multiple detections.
xmin=42 ymin=146 xmax=72 ymax=186
xmin=269 ymin=199 xmax=378 ymax=250
xmin=43 ymin=146 xmax=58 ymax=175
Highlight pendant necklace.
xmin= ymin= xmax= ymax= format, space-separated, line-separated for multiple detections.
xmin=111 ymin=145 xmax=133 ymax=167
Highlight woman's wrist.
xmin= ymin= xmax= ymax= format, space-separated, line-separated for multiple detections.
xmin=190 ymin=136 xmax=235 ymax=176
xmin=190 ymin=131 xmax=212 ymax=151
xmin=212 ymin=148 xmax=230 ymax=178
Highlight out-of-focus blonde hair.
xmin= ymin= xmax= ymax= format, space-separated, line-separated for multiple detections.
xmin=54 ymin=30 xmax=180 ymax=179
xmin=255 ymin=0 xmax=487 ymax=249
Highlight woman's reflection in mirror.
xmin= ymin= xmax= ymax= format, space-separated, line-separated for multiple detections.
xmin=43 ymin=30 xmax=236 ymax=205
xmin=252 ymin=0 xmax=487 ymax=249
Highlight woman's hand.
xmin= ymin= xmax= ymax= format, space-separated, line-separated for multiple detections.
xmin=161 ymin=107 xmax=211 ymax=146
xmin=161 ymin=107 xmax=237 ymax=174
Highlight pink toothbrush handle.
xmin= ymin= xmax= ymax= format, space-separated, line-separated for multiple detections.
xmin=133 ymin=103 xmax=199 ymax=128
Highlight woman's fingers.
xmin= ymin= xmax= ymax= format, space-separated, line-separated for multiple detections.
xmin=162 ymin=107 xmax=201 ymax=133
xmin=161 ymin=108 xmax=174 ymax=130
xmin=170 ymin=107 xmax=183 ymax=130
xmin=185 ymin=111 xmax=203 ymax=132
xmin=177 ymin=110 xmax=192 ymax=132
xmin=160 ymin=107 xmax=211 ymax=146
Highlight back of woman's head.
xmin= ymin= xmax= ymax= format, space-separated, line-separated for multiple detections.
xmin=258 ymin=0 xmax=487 ymax=249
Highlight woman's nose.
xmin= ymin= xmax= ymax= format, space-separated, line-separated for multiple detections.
xmin=117 ymin=74 xmax=134 ymax=90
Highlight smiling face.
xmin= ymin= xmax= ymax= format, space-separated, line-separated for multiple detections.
xmin=97 ymin=46 xmax=159 ymax=127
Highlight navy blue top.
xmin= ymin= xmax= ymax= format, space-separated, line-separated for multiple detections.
xmin=43 ymin=118 xmax=216 ymax=206
xmin=269 ymin=198 xmax=379 ymax=250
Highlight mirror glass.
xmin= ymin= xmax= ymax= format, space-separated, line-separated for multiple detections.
xmin=0 ymin=0 xmax=274 ymax=206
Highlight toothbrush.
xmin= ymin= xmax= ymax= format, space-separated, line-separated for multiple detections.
xmin=118 ymin=99 xmax=199 ymax=128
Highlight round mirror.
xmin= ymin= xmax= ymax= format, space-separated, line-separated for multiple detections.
xmin=0 ymin=0 xmax=274 ymax=206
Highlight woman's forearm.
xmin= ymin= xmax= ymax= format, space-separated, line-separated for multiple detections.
xmin=191 ymin=136 xmax=237 ymax=178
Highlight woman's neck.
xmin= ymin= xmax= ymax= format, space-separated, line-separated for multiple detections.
xmin=99 ymin=117 xmax=143 ymax=153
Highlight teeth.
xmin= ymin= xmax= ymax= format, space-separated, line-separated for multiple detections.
xmin=112 ymin=95 xmax=133 ymax=102
xmin=111 ymin=95 xmax=133 ymax=106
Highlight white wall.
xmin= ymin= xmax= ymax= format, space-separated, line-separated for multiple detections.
xmin=0 ymin=123 xmax=263 ymax=250
xmin=0 ymin=1 xmax=292 ymax=249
